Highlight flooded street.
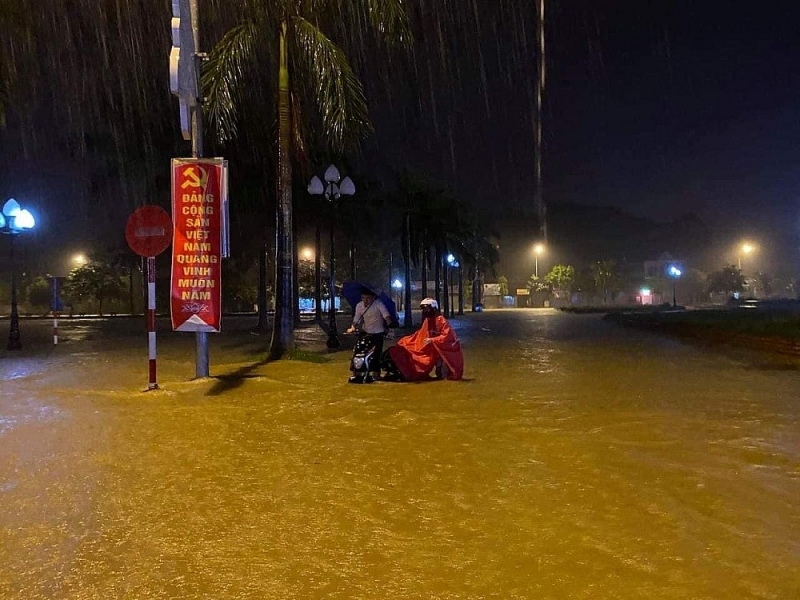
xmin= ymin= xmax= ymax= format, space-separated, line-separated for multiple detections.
xmin=1 ymin=310 xmax=798 ymax=598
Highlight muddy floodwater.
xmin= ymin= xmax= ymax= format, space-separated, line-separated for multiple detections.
xmin=1 ymin=310 xmax=798 ymax=599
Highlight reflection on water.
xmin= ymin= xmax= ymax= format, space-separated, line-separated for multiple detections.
xmin=1 ymin=310 xmax=798 ymax=599
xmin=0 ymin=416 xmax=16 ymax=435
xmin=0 ymin=358 xmax=49 ymax=381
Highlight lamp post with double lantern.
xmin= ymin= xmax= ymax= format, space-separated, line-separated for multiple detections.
xmin=308 ymin=165 xmax=355 ymax=348
xmin=1 ymin=199 xmax=36 ymax=350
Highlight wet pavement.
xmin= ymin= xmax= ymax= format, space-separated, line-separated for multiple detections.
xmin=1 ymin=309 xmax=798 ymax=598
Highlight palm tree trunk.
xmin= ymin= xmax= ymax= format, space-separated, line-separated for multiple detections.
xmin=472 ymin=264 xmax=480 ymax=311
xmin=269 ymin=22 xmax=295 ymax=358
xmin=442 ymin=255 xmax=450 ymax=316
xmin=293 ymin=217 xmax=301 ymax=325
xmin=257 ymin=241 xmax=269 ymax=330
xmin=457 ymin=263 xmax=464 ymax=315
xmin=403 ymin=211 xmax=412 ymax=328
xmin=434 ymin=249 xmax=441 ymax=307
xmin=421 ymin=246 xmax=428 ymax=298
xmin=349 ymin=239 xmax=356 ymax=280
xmin=128 ymin=263 xmax=135 ymax=315
xmin=349 ymin=239 xmax=356 ymax=316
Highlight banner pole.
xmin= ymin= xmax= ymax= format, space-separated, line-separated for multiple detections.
xmin=147 ymin=256 xmax=159 ymax=390
xmin=190 ymin=0 xmax=209 ymax=378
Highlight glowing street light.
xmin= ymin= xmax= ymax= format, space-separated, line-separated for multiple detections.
xmin=1 ymin=198 xmax=36 ymax=350
xmin=392 ymin=278 xmax=403 ymax=312
xmin=72 ymin=253 xmax=88 ymax=267
xmin=446 ymin=253 xmax=463 ymax=316
xmin=445 ymin=254 xmax=455 ymax=317
xmin=300 ymin=247 xmax=314 ymax=261
xmin=738 ymin=242 xmax=755 ymax=271
xmin=667 ymin=265 xmax=682 ymax=308
xmin=533 ymin=243 xmax=545 ymax=278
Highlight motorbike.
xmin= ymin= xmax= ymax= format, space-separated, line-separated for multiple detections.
xmin=348 ymin=332 xmax=380 ymax=384
xmin=379 ymin=348 xmax=404 ymax=382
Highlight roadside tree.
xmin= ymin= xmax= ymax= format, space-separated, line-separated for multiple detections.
xmin=526 ymin=274 xmax=549 ymax=292
xmin=25 ymin=276 xmax=53 ymax=315
xmin=497 ymin=276 xmax=509 ymax=297
xmin=545 ymin=264 xmax=576 ymax=303
xmin=592 ymin=259 xmax=617 ymax=305
xmin=203 ymin=1 xmax=411 ymax=358
xmin=707 ymin=265 xmax=746 ymax=296
xmin=62 ymin=263 xmax=124 ymax=316
xmin=753 ymin=271 xmax=774 ymax=297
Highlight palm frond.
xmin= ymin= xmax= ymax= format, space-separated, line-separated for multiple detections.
xmin=290 ymin=90 xmax=309 ymax=169
xmin=357 ymin=0 xmax=413 ymax=46
xmin=291 ymin=16 xmax=373 ymax=153
xmin=202 ymin=22 xmax=259 ymax=145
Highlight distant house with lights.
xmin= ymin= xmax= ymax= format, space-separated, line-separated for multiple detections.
xmin=639 ymin=253 xmax=685 ymax=305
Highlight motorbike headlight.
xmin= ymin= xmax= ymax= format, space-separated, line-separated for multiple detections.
xmin=353 ymin=357 xmax=365 ymax=369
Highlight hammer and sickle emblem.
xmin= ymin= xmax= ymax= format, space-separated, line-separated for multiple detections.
xmin=181 ymin=166 xmax=208 ymax=189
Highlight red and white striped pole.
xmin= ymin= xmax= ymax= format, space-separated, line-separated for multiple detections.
xmin=147 ymin=256 xmax=158 ymax=390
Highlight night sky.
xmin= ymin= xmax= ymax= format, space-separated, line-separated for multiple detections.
xmin=543 ymin=0 xmax=800 ymax=231
xmin=1 ymin=1 xmax=799 ymax=274
xmin=363 ymin=0 xmax=800 ymax=264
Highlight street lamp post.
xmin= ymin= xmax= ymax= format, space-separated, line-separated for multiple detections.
xmin=668 ymin=265 xmax=682 ymax=308
xmin=308 ymin=165 xmax=355 ymax=349
xmin=738 ymin=242 xmax=755 ymax=271
xmin=392 ymin=278 xmax=403 ymax=314
xmin=1 ymin=199 xmax=36 ymax=350
xmin=299 ymin=247 xmax=315 ymax=316
xmin=447 ymin=253 xmax=460 ymax=317
xmin=446 ymin=254 xmax=452 ymax=317
xmin=457 ymin=261 xmax=464 ymax=315
xmin=314 ymin=226 xmax=322 ymax=322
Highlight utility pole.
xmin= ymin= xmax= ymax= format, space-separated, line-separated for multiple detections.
xmin=535 ymin=0 xmax=547 ymax=241
xmin=191 ymin=0 xmax=209 ymax=377
xmin=171 ymin=0 xmax=209 ymax=377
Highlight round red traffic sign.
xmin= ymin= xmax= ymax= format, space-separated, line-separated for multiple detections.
xmin=125 ymin=205 xmax=173 ymax=257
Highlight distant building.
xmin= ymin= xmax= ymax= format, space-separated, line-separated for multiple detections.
xmin=644 ymin=253 xmax=685 ymax=280
xmin=642 ymin=252 xmax=686 ymax=305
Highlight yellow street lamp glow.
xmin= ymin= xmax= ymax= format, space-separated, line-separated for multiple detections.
xmin=73 ymin=253 xmax=87 ymax=266
xmin=532 ymin=243 xmax=545 ymax=278
xmin=300 ymin=247 xmax=314 ymax=260
xmin=737 ymin=242 xmax=757 ymax=271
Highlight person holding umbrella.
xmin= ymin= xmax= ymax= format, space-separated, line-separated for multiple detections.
xmin=346 ymin=287 xmax=394 ymax=380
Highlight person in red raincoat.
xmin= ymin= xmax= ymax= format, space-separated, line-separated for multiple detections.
xmin=387 ymin=298 xmax=464 ymax=381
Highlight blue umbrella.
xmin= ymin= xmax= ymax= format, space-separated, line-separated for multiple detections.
xmin=342 ymin=280 xmax=399 ymax=328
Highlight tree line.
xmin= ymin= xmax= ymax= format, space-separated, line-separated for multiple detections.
xmin=516 ymin=261 xmax=794 ymax=306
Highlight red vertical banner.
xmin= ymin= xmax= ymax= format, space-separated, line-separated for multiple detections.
xmin=170 ymin=158 xmax=227 ymax=332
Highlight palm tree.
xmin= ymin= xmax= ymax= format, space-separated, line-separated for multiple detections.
xmin=447 ymin=207 xmax=500 ymax=312
xmin=393 ymin=171 xmax=464 ymax=323
xmin=393 ymin=171 xmax=431 ymax=326
xmin=203 ymin=2 xmax=410 ymax=358
xmin=591 ymin=259 xmax=616 ymax=305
